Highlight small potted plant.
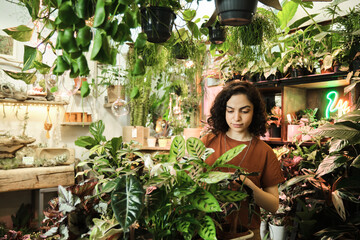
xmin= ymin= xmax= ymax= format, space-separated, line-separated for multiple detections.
xmin=286 ymin=113 xmax=301 ymax=142
xmin=267 ymin=106 xmax=282 ymax=138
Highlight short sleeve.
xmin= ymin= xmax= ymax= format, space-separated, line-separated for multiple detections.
xmin=260 ymin=149 xmax=285 ymax=188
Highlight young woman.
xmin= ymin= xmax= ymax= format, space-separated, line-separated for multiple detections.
xmin=201 ymin=81 xmax=284 ymax=239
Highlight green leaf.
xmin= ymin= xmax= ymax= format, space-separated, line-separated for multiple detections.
xmin=198 ymin=215 xmax=217 ymax=240
xmin=212 ymin=144 xmax=246 ymax=169
xmin=338 ymin=109 xmax=360 ymax=122
xmin=3 ymin=70 xmax=36 ymax=84
xmin=187 ymin=21 xmax=200 ymax=39
xmin=33 ymin=61 xmax=51 ymax=74
xmin=74 ymin=136 xmax=97 ymax=149
xmin=277 ymin=0 xmax=299 ymax=30
xmin=189 ymin=188 xmax=221 ymax=213
xmin=58 ymin=1 xmax=79 ymax=25
xmin=316 ymin=155 xmax=347 ymax=177
xmin=350 ymin=155 xmax=360 ymax=168
xmin=279 ymin=175 xmax=314 ymax=191
xmin=132 ymin=58 xmax=145 ymax=76
xmin=102 ymin=180 xmax=117 ymax=193
xmin=329 ymin=139 xmax=349 ymax=153
xmin=134 ymin=32 xmax=147 ymax=49
xmin=23 ymin=45 xmax=42 ymax=71
xmin=109 ymin=137 xmax=123 ymax=157
xmin=130 ymin=86 xmax=139 ymax=99
xmin=93 ymin=0 xmax=106 ymax=27
xmin=198 ymin=171 xmax=231 ymax=184
xmin=89 ymin=120 xmax=106 ymax=143
xmin=289 ymin=14 xmax=319 ymax=29
xmin=169 ymin=135 xmax=185 ymax=161
xmin=183 ymin=9 xmax=196 ymax=22
xmin=90 ymin=29 xmax=103 ymax=59
xmin=57 ymin=185 xmax=80 ymax=214
xmin=216 ymin=190 xmax=248 ymax=203
xmin=186 ymin=137 xmax=206 ymax=159
xmin=111 ymin=175 xmax=145 ymax=231
xmin=310 ymin=121 xmax=360 ymax=144
xmin=3 ymin=25 xmax=33 ymax=42
xmin=80 ymin=81 xmax=90 ymax=98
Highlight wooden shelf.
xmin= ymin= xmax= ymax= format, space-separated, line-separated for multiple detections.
xmin=140 ymin=146 xmax=171 ymax=151
xmin=0 ymin=165 xmax=75 ymax=193
xmin=60 ymin=122 xmax=92 ymax=126
xmin=0 ymin=99 xmax=68 ymax=106
xmin=254 ymin=72 xmax=350 ymax=89
xmin=264 ymin=139 xmax=316 ymax=147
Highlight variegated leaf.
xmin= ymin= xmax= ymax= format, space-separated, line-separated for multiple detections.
xmin=201 ymin=148 xmax=215 ymax=162
xmin=198 ymin=171 xmax=231 ymax=184
xmin=198 ymin=215 xmax=217 ymax=240
xmin=332 ymin=190 xmax=346 ymax=221
xmin=170 ymin=135 xmax=186 ymax=160
xmin=329 ymin=139 xmax=349 ymax=153
xmin=186 ymin=137 xmax=206 ymax=159
xmin=190 ymin=188 xmax=221 ymax=213
xmin=216 ymin=190 xmax=248 ymax=202
xmin=212 ymin=144 xmax=246 ymax=169
xmin=316 ymin=155 xmax=347 ymax=177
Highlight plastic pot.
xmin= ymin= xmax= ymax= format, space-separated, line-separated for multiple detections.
xmin=208 ymin=24 xmax=226 ymax=44
xmin=215 ymin=0 xmax=258 ymax=26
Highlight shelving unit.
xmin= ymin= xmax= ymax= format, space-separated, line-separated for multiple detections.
xmin=60 ymin=122 xmax=92 ymax=126
xmin=255 ymin=72 xmax=353 ymax=145
xmin=0 ymin=99 xmax=68 ymax=106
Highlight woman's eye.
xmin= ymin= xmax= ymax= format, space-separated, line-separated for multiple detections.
xmin=227 ymin=110 xmax=234 ymax=113
xmin=242 ymin=110 xmax=250 ymax=114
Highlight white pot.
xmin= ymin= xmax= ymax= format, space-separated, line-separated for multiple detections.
xmin=269 ymin=223 xmax=286 ymax=240
xmin=260 ymin=221 xmax=269 ymax=239
xmin=287 ymin=125 xmax=301 ymax=142
xmin=147 ymin=137 xmax=156 ymax=147
xmin=158 ymin=139 xmax=168 ymax=148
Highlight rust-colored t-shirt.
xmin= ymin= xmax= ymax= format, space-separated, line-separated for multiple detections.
xmin=201 ymin=132 xmax=285 ymax=230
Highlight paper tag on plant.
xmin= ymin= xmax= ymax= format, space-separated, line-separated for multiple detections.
xmin=23 ymin=157 xmax=34 ymax=165
xmin=132 ymin=128 xmax=137 ymax=138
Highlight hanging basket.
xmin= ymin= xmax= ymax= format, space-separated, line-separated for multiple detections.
xmin=215 ymin=0 xmax=258 ymax=26
xmin=208 ymin=24 xmax=226 ymax=44
xmin=141 ymin=6 xmax=176 ymax=43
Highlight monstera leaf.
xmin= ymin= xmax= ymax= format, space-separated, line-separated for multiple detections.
xmin=111 ymin=175 xmax=145 ymax=231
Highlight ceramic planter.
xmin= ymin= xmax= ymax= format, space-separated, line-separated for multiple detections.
xmin=287 ymin=124 xmax=301 ymax=142
xmin=141 ymin=6 xmax=176 ymax=43
xmin=215 ymin=0 xmax=258 ymax=26
xmin=260 ymin=221 xmax=269 ymax=239
xmin=158 ymin=138 xmax=168 ymax=148
xmin=269 ymin=223 xmax=286 ymax=240
xmin=107 ymin=85 xmax=125 ymax=104
xmin=147 ymin=137 xmax=156 ymax=148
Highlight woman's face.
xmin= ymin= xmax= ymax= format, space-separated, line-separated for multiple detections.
xmin=225 ymin=93 xmax=254 ymax=136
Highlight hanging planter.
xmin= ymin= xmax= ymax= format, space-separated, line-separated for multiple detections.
xmin=140 ymin=6 xmax=176 ymax=43
xmin=215 ymin=0 xmax=258 ymax=26
xmin=208 ymin=22 xmax=226 ymax=44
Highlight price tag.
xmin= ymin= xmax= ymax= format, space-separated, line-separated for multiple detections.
xmin=23 ymin=157 xmax=34 ymax=165
xmin=132 ymin=128 xmax=137 ymax=138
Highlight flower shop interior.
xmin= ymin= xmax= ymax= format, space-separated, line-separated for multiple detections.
xmin=0 ymin=0 xmax=360 ymax=239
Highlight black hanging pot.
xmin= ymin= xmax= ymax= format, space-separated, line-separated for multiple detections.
xmin=215 ymin=0 xmax=258 ymax=26
xmin=208 ymin=23 xmax=226 ymax=44
xmin=141 ymin=6 xmax=176 ymax=43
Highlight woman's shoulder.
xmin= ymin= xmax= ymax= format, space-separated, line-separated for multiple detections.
xmin=201 ymin=132 xmax=222 ymax=146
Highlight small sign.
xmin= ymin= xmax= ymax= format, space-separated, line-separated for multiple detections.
xmin=23 ymin=156 xmax=34 ymax=165
xmin=132 ymin=128 xmax=137 ymax=138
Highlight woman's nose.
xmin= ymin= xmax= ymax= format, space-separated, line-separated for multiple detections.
xmin=234 ymin=111 xmax=241 ymax=120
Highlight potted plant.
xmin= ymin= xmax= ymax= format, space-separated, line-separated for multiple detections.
xmin=267 ymin=106 xmax=282 ymax=138
xmin=208 ymin=21 xmax=226 ymax=44
xmin=215 ymin=0 xmax=259 ymax=26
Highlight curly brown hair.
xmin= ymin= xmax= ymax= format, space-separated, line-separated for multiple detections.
xmin=207 ymin=81 xmax=267 ymax=136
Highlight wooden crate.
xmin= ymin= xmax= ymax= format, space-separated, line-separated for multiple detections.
xmin=122 ymin=126 xmax=150 ymax=146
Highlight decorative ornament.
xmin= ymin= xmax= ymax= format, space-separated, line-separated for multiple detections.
xmin=111 ymin=97 xmax=129 ymax=117
xmin=44 ymin=106 xmax=53 ymax=139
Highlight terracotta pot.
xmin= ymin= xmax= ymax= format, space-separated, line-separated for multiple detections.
xmin=65 ymin=112 xmax=70 ymax=122
xmin=76 ymin=112 xmax=82 ymax=122
xmin=87 ymin=114 xmax=92 ymax=122
xmin=183 ymin=128 xmax=202 ymax=140
xmin=69 ymin=113 xmax=76 ymax=122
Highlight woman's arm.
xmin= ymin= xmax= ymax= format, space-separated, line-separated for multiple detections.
xmin=239 ymin=176 xmax=279 ymax=214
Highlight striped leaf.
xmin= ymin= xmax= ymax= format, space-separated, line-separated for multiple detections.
xmin=111 ymin=175 xmax=145 ymax=231
xmin=198 ymin=215 xmax=217 ymax=240
xmin=170 ymin=135 xmax=185 ymax=160
xmin=198 ymin=171 xmax=231 ymax=184
xmin=201 ymin=148 xmax=215 ymax=162
xmin=329 ymin=139 xmax=349 ymax=153
xmin=216 ymin=190 xmax=248 ymax=203
xmin=212 ymin=144 xmax=246 ymax=169
xmin=310 ymin=121 xmax=360 ymax=144
xmin=190 ymin=188 xmax=221 ymax=213
xmin=186 ymin=137 xmax=206 ymax=159
xmin=338 ymin=109 xmax=360 ymax=122
xmin=316 ymin=155 xmax=347 ymax=177
xmin=350 ymin=155 xmax=360 ymax=168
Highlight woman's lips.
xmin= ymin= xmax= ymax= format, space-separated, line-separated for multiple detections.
xmin=232 ymin=123 xmax=243 ymax=128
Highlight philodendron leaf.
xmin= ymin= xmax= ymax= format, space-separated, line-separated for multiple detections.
xmin=3 ymin=70 xmax=36 ymax=84
xmin=182 ymin=9 xmax=196 ymax=22
xmin=198 ymin=171 xmax=231 ymax=184
xmin=23 ymin=45 xmax=42 ymax=71
xmin=169 ymin=135 xmax=185 ymax=161
xmin=216 ymin=190 xmax=248 ymax=203
xmin=212 ymin=144 xmax=246 ymax=169
xmin=198 ymin=215 xmax=217 ymax=240
xmin=3 ymin=25 xmax=33 ymax=42
xmin=57 ymin=185 xmax=80 ymax=214
xmin=33 ymin=61 xmax=51 ymax=74
xmin=190 ymin=188 xmax=221 ymax=213
xmin=277 ymin=0 xmax=299 ymax=30
xmin=93 ymin=0 xmax=106 ymax=27
xmin=134 ymin=32 xmax=147 ymax=49
xmin=186 ymin=137 xmax=206 ymax=159
xmin=80 ymin=81 xmax=90 ymax=98
xmin=132 ymin=58 xmax=145 ymax=76
xmin=111 ymin=175 xmax=145 ymax=231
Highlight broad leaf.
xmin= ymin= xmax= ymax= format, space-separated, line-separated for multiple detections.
xmin=289 ymin=14 xmax=319 ymax=29
xmin=201 ymin=148 xmax=215 ymax=162
xmin=329 ymin=139 xmax=349 ymax=153
xmin=198 ymin=215 xmax=217 ymax=240
xmin=189 ymin=188 xmax=221 ymax=213
xmin=3 ymin=70 xmax=36 ymax=84
xmin=350 ymin=155 xmax=360 ymax=168
xmin=23 ymin=45 xmax=42 ymax=71
xmin=277 ymin=1 xmax=299 ymax=30
xmin=198 ymin=171 xmax=231 ymax=184
xmin=316 ymin=155 xmax=347 ymax=177
xmin=111 ymin=175 xmax=145 ymax=231
xmin=332 ymin=190 xmax=346 ymax=221
xmin=75 ymin=136 xmax=97 ymax=149
xmin=169 ymin=135 xmax=185 ymax=161
xmin=212 ymin=144 xmax=246 ymax=169
xmin=89 ymin=120 xmax=106 ymax=143
xmin=279 ymin=175 xmax=314 ymax=191
xmin=216 ymin=190 xmax=248 ymax=203
xmin=58 ymin=185 xmax=80 ymax=214
xmin=134 ymin=32 xmax=147 ymax=49
xmin=186 ymin=137 xmax=206 ymax=159
xmin=33 ymin=61 xmax=51 ymax=74
xmin=183 ymin=9 xmax=196 ymax=22
xmin=310 ymin=121 xmax=360 ymax=144
xmin=338 ymin=109 xmax=360 ymax=122
xmin=3 ymin=25 xmax=33 ymax=42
